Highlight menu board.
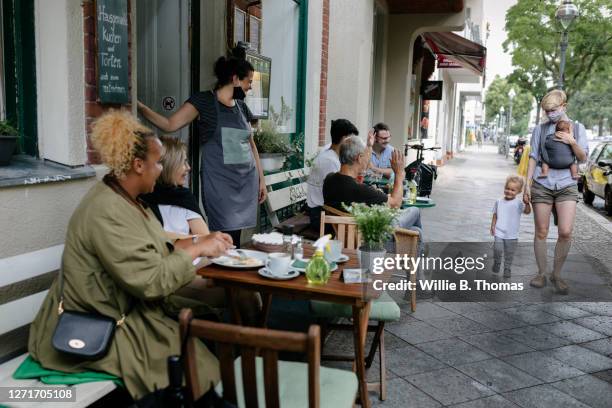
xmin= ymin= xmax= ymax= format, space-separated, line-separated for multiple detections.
xmin=244 ymin=52 xmax=271 ymax=119
xmin=96 ymin=0 xmax=129 ymax=104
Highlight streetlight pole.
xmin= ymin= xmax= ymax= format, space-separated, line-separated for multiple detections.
xmin=507 ymin=89 xmax=516 ymax=159
xmin=555 ymin=0 xmax=579 ymax=90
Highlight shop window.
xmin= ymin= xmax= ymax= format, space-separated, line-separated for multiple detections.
xmin=1 ymin=0 xmax=37 ymax=156
xmin=231 ymin=2 xmax=262 ymax=53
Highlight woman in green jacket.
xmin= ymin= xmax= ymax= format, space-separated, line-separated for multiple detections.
xmin=28 ymin=111 xmax=232 ymax=399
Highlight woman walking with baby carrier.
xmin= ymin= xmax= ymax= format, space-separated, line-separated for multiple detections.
xmin=523 ymin=89 xmax=588 ymax=294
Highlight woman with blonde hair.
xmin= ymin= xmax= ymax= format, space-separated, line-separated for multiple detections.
xmin=141 ymin=136 xmax=210 ymax=238
xmin=524 ymin=89 xmax=588 ymax=294
xmin=28 ymin=111 xmax=232 ymax=399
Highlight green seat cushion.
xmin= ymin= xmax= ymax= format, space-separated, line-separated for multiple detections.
xmin=215 ymin=356 xmax=357 ymax=408
xmin=310 ymin=292 xmax=400 ymax=322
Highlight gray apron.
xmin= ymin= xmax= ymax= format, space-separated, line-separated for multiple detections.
xmin=200 ymin=95 xmax=258 ymax=231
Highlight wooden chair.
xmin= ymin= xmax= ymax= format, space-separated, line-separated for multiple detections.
xmin=313 ymin=212 xmax=404 ymax=401
xmin=319 ymin=211 xmax=361 ymax=250
xmin=393 ymin=227 xmax=420 ymax=313
xmin=322 ymin=204 xmax=350 ymax=217
xmin=179 ymin=309 xmax=357 ymax=408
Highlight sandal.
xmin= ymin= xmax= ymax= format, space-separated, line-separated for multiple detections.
xmin=549 ymin=275 xmax=569 ymax=295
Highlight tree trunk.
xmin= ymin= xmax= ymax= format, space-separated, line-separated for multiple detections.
xmin=599 ymin=117 xmax=604 ymax=137
xmin=534 ymin=99 xmax=541 ymax=126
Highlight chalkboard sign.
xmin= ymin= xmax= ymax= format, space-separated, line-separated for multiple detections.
xmin=96 ymin=0 xmax=129 ymax=104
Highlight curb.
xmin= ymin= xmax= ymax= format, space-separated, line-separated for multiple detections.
xmin=577 ymin=202 xmax=612 ymax=235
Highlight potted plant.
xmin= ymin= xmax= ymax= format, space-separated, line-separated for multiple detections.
xmin=254 ymin=119 xmax=293 ymax=172
xmin=0 ymin=121 xmax=19 ymax=166
xmin=344 ymin=203 xmax=398 ymax=274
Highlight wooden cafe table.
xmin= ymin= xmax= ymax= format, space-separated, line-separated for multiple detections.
xmin=197 ymin=245 xmax=392 ymax=407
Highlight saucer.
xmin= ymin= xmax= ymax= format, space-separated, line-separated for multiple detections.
xmin=258 ymin=267 xmax=299 ymax=280
xmin=333 ymin=254 xmax=350 ymax=263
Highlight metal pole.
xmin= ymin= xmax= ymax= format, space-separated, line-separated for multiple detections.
xmin=506 ymin=103 xmax=513 ymax=159
xmin=558 ymin=30 xmax=569 ymax=89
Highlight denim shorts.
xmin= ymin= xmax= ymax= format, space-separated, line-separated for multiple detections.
xmin=530 ymin=181 xmax=579 ymax=204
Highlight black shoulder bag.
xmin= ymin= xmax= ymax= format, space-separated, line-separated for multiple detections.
xmin=52 ymin=262 xmax=126 ymax=360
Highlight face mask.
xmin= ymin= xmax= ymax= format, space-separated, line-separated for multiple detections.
xmin=547 ymin=109 xmax=564 ymax=123
xmin=233 ymin=86 xmax=246 ymax=100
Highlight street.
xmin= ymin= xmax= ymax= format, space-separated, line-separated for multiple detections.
xmin=325 ymin=144 xmax=612 ymax=407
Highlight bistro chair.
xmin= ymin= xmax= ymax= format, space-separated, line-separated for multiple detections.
xmin=319 ymin=211 xmax=361 ymax=250
xmin=322 ymin=205 xmax=350 ymax=217
xmin=179 ymin=309 xmax=357 ymax=408
xmin=311 ymin=212 xmax=402 ymax=401
xmin=393 ymin=227 xmax=420 ymax=312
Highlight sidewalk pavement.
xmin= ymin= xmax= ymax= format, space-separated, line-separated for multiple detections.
xmin=323 ymin=144 xmax=612 ymax=407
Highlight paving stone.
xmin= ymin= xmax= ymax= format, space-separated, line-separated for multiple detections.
xmin=385 ymin=320 xmax=454 ymax=344
xmin=405 ymin=367 xmax=495 ymax=406
xmin=425 ymin=315 xmax=492 ymax=336
xmin=572 ymin=316 xmax=612 ymax=336
xmin=503 ymin=384 xmax=591 ymax=408
xmin=497 ymin=326 xmax=573 ymax=350
xmin=501 ymin=305 xmax=561 ymax=325
xmin=529 ymin=302 xmax=594 ymax=319
xmin=544 ymin=345 xmax=612 ymax=373
xmin=417 ymin=338 xmax=492 ymax=366
xmin=455 ymin=358 xmax=542 ymax=393
xmin=459 ymin=332 xmax=536 ymax=357
xmin=581 ymin=337 xmax=612 ymax=357
xmin=385 ymin=344 xmax=447 ymax=377
xmin=449 ymin=394 xmax=520 ymax=408
xmin=592 ymin=369 xmax=612 ymax=384
xmin=502 ymin=351 xmax=585 ymax=382
xmin=550 ymin=375 xmax=612 ymax=408
xmin=370 ymin=377 xmax=442 ymax=407
xmin=407 ymin=301 xmax=460 ymax=320
xmin=571 ymin=303 xmax=612 ymax=316
xmin=435 ymin=302 xmax=490 ymax=314
xmin=463 ymin=310 xmax=528 ymax=330
xmin=537 ymin=321 xmax=607 ymax=343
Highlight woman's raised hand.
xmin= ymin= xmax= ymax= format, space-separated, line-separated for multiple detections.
xmin=197 ymin=232 xmax=234 ymax=258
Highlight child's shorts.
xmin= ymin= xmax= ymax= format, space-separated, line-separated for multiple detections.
xmin=531 ymin=181 xmax=579 ymax=204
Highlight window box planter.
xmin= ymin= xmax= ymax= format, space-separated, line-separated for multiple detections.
xmin=260 ymin=153 xmax=286 ymax=173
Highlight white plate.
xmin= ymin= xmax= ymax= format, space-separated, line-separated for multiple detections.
xmin=211 ymin=249 xmax=268 ymax=269
xmin=258 ymin=268 xmax=300 ymax=280
xmin=290 ymin=260 xmax=339 ymax=273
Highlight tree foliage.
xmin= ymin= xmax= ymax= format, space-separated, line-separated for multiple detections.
xmin=485 ymin=75 xmax=533 ymax=135
xmin=568 ymin=64 xmax=612 ymax=135
xmin=503 ymin=0 xmax=612 ymax=99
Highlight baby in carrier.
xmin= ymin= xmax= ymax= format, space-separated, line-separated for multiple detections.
xmin=539 ymin=118 xmax=578 ymax=179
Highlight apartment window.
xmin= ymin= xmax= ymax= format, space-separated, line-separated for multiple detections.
xmin=1 ymin=0 xmax=37 ymax=156
xmin=233 ymin=8 xmax=246 ymax=45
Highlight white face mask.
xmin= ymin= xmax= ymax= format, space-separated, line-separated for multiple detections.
xmin=547 ymin=109 xmax=564 ymax=123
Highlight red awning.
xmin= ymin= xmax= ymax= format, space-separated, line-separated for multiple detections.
xmin=422 ymin=32 xmax=486 ymax=75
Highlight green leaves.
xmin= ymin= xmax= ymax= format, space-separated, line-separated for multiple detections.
xmin=0 ymin=120 xmax=18 ymax=136
xmin=343 ymin=203 xmax=398 ymax=250
xmin=484 ymin=76 xmax=533 ymax=135
xmin=504 ymin=0 xmax=612 ymax=98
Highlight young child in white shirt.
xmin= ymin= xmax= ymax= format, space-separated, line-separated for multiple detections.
xmin=490 ymin=175 xmax=531 ymax=277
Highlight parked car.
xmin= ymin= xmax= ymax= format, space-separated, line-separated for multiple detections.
xmin=582 ymin=141 xmax=612 ymax=215
xmin=508 ymin=135 xmax=520 ymax=148
xmin=578 ymin=139 xmax=604 ymax=192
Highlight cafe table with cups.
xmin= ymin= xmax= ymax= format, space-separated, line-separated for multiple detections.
xmin=197 ymin=232 xmax=395 ymax=407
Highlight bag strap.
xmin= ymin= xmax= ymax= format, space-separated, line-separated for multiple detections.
xmin=57 ymin=260 xmax=128 ymax=326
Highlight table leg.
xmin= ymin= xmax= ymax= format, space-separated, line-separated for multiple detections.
xmin=225 ymin=287 xmax=242 ymax=325
xmin=259 ymin=293 xmax=273 ymax=327
xmin=352 ymin=302 xmax=372 ymax=408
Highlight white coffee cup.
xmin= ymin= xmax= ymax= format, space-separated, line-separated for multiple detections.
xmin=266 ymin=253 xmax=292 ymax=276
xmin=325 ymin=240 xmax=343 ymax=262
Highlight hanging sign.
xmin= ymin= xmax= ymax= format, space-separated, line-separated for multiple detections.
xmin=96 ymin=0 xmax=129 ymax=104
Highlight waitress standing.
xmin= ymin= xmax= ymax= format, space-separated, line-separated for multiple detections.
xmin=138 ymin=57 xmax=266 ymax=247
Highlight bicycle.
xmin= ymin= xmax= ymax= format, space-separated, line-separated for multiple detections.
xmin=403 ymin=143 xmax=441 ymax=197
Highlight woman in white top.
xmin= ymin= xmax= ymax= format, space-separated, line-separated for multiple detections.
xmin=142 ymin=136 xmax=210 ymax=238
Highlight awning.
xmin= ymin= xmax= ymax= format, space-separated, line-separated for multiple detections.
xmin=422 ymin=32 xmax=486 ymax=75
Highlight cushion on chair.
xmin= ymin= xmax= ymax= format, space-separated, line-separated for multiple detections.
xmin=215 ymin=356 xmax=357 ymax=408
xmin=310 ymin=292 xmax=400 ymax=322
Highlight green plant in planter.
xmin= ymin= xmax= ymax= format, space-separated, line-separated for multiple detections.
xmin=0 ymin=120 xmax=18 ymax=136
xmin=254 ymin=119 xmax=293 ymax=154
xmin=344 ymin=203 xmax=398 ymax=250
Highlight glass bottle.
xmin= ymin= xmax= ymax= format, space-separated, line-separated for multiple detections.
xmin=305 ymin=247 xmax=331 ymax=284
xmin=294 ymin=236 xmax=304 ymax=261
xmin=281 ymin=225 xmax=294 ymax=259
